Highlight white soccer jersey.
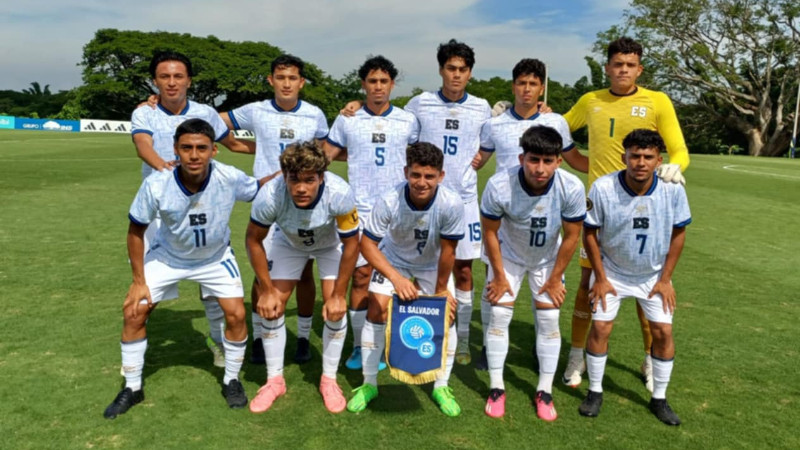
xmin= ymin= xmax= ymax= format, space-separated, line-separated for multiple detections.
xmin=129 ymin=161 xmax=258 ymax=268
xmin=131 ymin=101 xmax=230 ymax=179
xmin=249 ymin=172 xmax=359 ymax=251
xmin=585 ymin=171 xmax=691 ymax=281
xmin=405 ymin=91 xmax=491 ymax=202
xmin=228 ymin=99 xmax=329 ymax=178
xmin=364 ymin=183 xmax=464 ymax=271
xmin=480 ymin=110 xmax=575 ymax=174
xmin=326 ymin=105 xmax=420 ymax=216
xmin=481 ymin=167 xmax=586 ymax=269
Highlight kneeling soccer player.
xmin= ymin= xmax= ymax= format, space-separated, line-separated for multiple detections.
xmin=104 ymin=118 xmax=263 ymax=419
xmin=480 ymin=126 xmax=585 ymax=420
xmin=347 ymin=142 xmax=464 ymax=416
xmin=578 ymin=129 xmax=690 ymax=426
xmin=245 ymin=141 xmax=360 ymax=413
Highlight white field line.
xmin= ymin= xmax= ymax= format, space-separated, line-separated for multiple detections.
xmin=722 ymin=165 xmax=800 ymax=180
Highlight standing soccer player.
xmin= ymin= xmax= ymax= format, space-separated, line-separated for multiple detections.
xmin=323 ymin=55 xmax=419 ymax=370
xmin=403 ymin=39 xmax=492 ymax=365
xmin=578 ymin=129 xmax=690 ymax=426
xmin=559 ymin=37 xmax=691 ymax=392
xmin=346 ymin=142 xmax=464 ymax=416
xmin=221 ymin=54 xmax=330 ymax=365
xmin=131 ymin=51 xmax=253 ymax=368
xmin=245 ymin=142 xmax=359 ymax=413
xmin=481 ymin=126 xmax=585 ymax=420
xmin=104 ymin=119 xmax=261 ymax=419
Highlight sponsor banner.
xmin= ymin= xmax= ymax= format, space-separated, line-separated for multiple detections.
xmin=80 ymin=119 xmax=131 ymax=133
xmin=385 ymin=294 xmax=451 ymax=384
xmin=14 ymin=118 xmax=80 ymax=132
xmin=0 ymin=115 xmax=14 ymax=129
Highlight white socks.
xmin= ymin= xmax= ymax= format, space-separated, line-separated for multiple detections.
xmin=322 ymin=317 xmax=348 ymax=378
xmin=251 ymin=312 xmax=262 ymax=342
xmin=455 ymin=289 xmax=472 ymax=343
xmin=535 ymin=308 xmax=561 ymax=393
xmin=586 ymin=351 xmax=608 ymax=393
xmin=486 ymin=305 xmax=514 ymax=390
xmin=203 ymin=298 xmax=225 ymax=345
xmin=652 ymin=354 xmax=674 ymax=399
xmin=262 ymin=316 xmax=286 ymax=379
xmin=480 ymin=298 xmax=492 ymax=347
xmin=222 ymin=336 xmax=246 ymax=384
xmin=434 ymin=324 xmax=458 ymax=388
xmin=121 ymin=338 xmax=147 ymax=391
xmin=297 ymin=314 xmax=313 ymax=341
xmin=360 ymin=321 xmax=385 ymax=386
xmin=349 ymin=309 xmax=367 ymax=348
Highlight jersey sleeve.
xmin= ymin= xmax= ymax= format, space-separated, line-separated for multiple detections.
xmin=326 ymin=115 xmax=348 ymax=149
xmin=130 ymin=107 xmax=153 ymax=137
xmin=314 ymin=109 xmax=329 ymax=139
xmin=584 ymin=183 xmax=604 ymax=229
xmin=363 ymin=196 xmax=391 ymax=242
xmin=554 ymin=114 xmax=576 ymax=152
xmin=331 ymin=184 xmax=359 ymax=237
xmin=561 ymin=177 xmax=587 ymax=222
xmin=206 ymin=109 xmax=230 ymax=142
xmin=249 ymin=180 xmax=279 ymax=228
xmin=672 ymin=186 xmax=692 ymax=228
xmin=440 ymin=198 xmax=465 ymax=241
xmin=653 ymin=92 xmax=690 ymax=172
xmin=232 ymin=167 xmax=259 ymax=202
xmin=563 ymin=93 xmax=589 ymax=133
xmin=404 ymin=95 xmax=420 ymax=117
xmin=479 ymin=120 xmax=495 ymax=151
xmin=479 ymin=178 xmax=504 ymax=220
xmin=228 ymin=102 xmax=255 ymax=131
xmin=128 ymin=179 xmax=157 ymax=225
xmin=408 ymin=116 xmax=420 ymax=144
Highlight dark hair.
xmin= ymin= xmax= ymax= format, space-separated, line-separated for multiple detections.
xmin=519 ymin=126 xmax=563 ymax=156
xmin=149 ymin=51 xmax=193 ymax=78
xmin=622 ymin=129 xmax=665 ymax=153
xmin=174 ymin=118 xmax=215 ymax=144
xmin=512 ymin=58 xmax=546 ymax=83
xmin=607 ymin=37 xmax=643 ymax=62
xmin=271 ymin=54 xmax=306 ymax=77
xmin=358 ymin=55 xmax=398 ymax=80
xmin=436 ymin=39 xmax=475 ymax=69
xmin=406 ymin=142 xmax=444 ymax=171
xmin=280 ymin=141 xmax=329 ymax=175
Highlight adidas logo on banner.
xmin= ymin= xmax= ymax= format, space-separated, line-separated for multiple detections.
xmin=100 ymin=123 xmax=112 ymax=131
xmin=115 ymin=124 xmax=128 ymax=132
xmin=85 ymin=122 xmax=97 ymax=130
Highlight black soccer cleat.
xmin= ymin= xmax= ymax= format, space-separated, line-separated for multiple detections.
xmin=222 ymin=379 xmax=248 ymax=409
xmin=250 ymin=337 xmax=265 ymax=365
xmin=649 ymin=398 xmax=681 ymax=426
xmin=103 ymin=387 xmax=144 ymax=419
xmin=294 ymin=337 xmax=312 ymax=364
xmin=475 ymin=346 xmax=488 ymax=371
xmin=579 ymin=390 xmax=603 ymax=417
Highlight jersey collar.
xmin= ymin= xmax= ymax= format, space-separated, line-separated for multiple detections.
xmin=157 ymin=101 xmax=190 ymax=116
xmin=174 ymin=161 xmax=213 ymax=196
xmin=518 ymin=167 xmax=554 ymax=196
xmin=271 ymin=99 xmax=302 ymax=113
xmin=363 ymin=104 xmax=393 ymax=117
xmin=509 ymin=108 xmax=540 ymax=121
xmin=617 ymin=170 xmax=658 ymax=196
xmin=293 ymin=178 xmax=325 ymax=210
xmin=608 ymin=86 xmax=639 ymax=97
xmin=404 ymin=184 xmax=438 ymax=211
xmin=437 ymin=90 xmax=468 ymax=104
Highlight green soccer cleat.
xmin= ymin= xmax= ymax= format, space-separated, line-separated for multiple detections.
xmin=432 ymin=386 xmax=461 ymax=417
xmin=346 ymin=383 xmax=378 ymax=413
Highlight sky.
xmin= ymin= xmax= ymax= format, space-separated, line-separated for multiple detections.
xmin=0 ymin=0 xmax=630 ymax=95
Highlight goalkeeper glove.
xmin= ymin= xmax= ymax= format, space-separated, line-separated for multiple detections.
xmin=656 ymin=163 xmax=685 ymax=185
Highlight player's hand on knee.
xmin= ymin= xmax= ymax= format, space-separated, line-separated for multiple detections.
xmin=323 ymin=294 xmax=347 ymax=322
xmin=589 ymin=279 xmax=615 ymax=313
xmin=486 ymin=277 xmax=514 ymax=305
xmin=655 ymin=163 xmax=685 ymax=185
xmin=649 ymin=280 xmax=676 ymax=314
xmin=123 ymin=282 xmax=152 ymax=320
xmin=340 ymin=100 xmax=363 ymax=117
xmin=392 ymin=276 xmax=417 ymax=301
xmin=258 ymin=289 xmax=281 ymax=319
xmin=539 ymin=277 xmax=566 ymax=307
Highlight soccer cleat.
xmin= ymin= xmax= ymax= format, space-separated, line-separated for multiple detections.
xmin=345 ymin=346 xmax=362 ymax=370
xmin=222 ymin=379 xmax=247 ymax=409
xmin=249 ymin=376 xmax=286 ymax=413
xmin=207 ymin=336 xmax=225 ymax=368
xmin=641 ymin=356 xmax=654 ymax=393
xmin=432 ymin=386 xmax=461 ymax=417
xmin=250 ymin=337 xmax=265 ymax=365
xmin=534 ymin=391 xmax=558 ymax=422
xmin=455 ymin=340 xmax=471 ymax=365
xmin=475 ymin=346 xmax=488 ymax=371
xmin=562 ymin=351 xmax=586 ymax=388
xmin=484 ymin=388 xmax=506 ymax=418
xmin=346 ymin=383 xmax=378 ymax=413
xmin=578 ymin=390 xmax=603 ymax=417
xmin=649 ymin=398 xmax=681 ymax=426
xmin=379 ymin=353 xmax=387 ymax=371
xmin=319 ymin=376 xmax=347 ymax=413
xmin=103 ymin=388 xmax=144 ymax=419
xmin=294 ymin=337 xmax=312 ymax=364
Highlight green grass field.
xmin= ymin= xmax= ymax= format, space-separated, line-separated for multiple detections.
xmin=1 ymin=130 xmax=798 ymax=449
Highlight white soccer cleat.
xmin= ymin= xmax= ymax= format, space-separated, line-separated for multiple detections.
xmin=641 ymin=355 xmax=654 ymax=393
xmin=206 ymin=336 xmax=225 ymax=368
xmin=656 ymin=163 xmax=685 ymax=185
xmin=562 ymin=350 xmax=586 ymax=388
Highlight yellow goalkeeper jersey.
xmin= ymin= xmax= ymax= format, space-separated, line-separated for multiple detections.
xmin=564 ymin=86 xmax=690 ymax=186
